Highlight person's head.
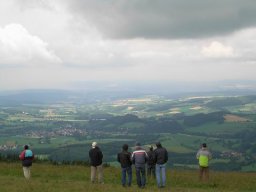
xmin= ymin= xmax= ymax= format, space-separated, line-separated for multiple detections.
xmin=122 ymin=144 xmax=128 ymax=151
xmin=135 ymin=142 xmax=141 ymax=150
xmin=24 ymin=145 xmax=29 ymax=150
xmin=92 ymin=142 xmax=97 ymax=149
xmin=149 ymin=145 xmax=153 ymax=151
xmin=156 ymin=142 xmax=162 ymax=148
xmin=202 ymin=143 xmax=207 ymax=148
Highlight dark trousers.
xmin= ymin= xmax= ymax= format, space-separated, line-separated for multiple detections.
xmin=121 ymin=166 xmax=132 ymax=186
xmin=135 ymin=166 xmax=146 ymax=187
xmin=147 ymin=164 xmax=156 ymax=178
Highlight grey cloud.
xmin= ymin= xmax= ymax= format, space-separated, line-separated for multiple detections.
xmin=67 ymin=0 xmax=256 ymax=39
xmin=13 ymin=0 xmax=54 ymax=10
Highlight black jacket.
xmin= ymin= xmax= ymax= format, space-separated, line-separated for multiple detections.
xmin=89 ymin=147 xmax=103 ymax=167
xmin=117 ymin=151 xmax=132 ymax=168
xmin=147 ymin=150 xmax=156 ymax=166
xmin=154 ymin=147 xmax=168 ymax=165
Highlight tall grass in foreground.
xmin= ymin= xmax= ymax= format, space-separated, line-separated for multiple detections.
xmin=0 ymin=162 xmax=255 ymax=192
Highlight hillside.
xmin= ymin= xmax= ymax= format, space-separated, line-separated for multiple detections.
xmin=0 ymin=162 xmax=255 ymax=192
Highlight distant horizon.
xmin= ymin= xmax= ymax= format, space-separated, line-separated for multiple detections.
xmin=1 ymin=79 xmax=256 ymax=96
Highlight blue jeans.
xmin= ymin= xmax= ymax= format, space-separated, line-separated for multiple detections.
xmin=121 ymin=166 xmax=132 ymax=186
xmin=156 ymin=164 xmax=166 ymax=187
xmin=135 ymin=166 xmax=146 ymax=187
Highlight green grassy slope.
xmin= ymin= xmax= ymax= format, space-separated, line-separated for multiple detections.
xmin=0 ymin=162 xmax=255 ymax=192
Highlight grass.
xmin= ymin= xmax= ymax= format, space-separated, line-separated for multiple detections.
xmin=0 ymin=162 xmax=255 ymax=192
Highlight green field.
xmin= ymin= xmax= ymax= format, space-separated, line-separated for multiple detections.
xmin=0 ymin=162 xmax=256 ymax=192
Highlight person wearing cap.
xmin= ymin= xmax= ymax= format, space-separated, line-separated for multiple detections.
xmin=117 ymin=144 xmax=132 ymax=187
xmin=19 ymin=145 xmax=34 ymax=180
xmin=131 ymin=142 xmax=148 ymax=189
xmin=196 ymin=143 xmax=212 ymax=181
xmin=89 ymin=142 xmax=104 ymax=183
xmin=154 ymin=142 xmax=168 ymax=188
xmin=147 ymin=146 xmax=156 ymax=178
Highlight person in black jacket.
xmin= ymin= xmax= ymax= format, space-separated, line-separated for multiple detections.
xmin=147 ymin=146 xmax=156 ymax=178
xmin=89 ymin=142 xmax=103 ymax=183
xmin=154 ymin=142 xmax=168 ymax=188
xmin=117 ymin=144 xmax=132 ymax=187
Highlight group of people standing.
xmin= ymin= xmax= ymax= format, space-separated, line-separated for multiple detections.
xmin=86 ymin=141 xmax=211 ymax=188
xmin=118 ymin=141 xmax=168 ymax=189
xmin=19 ymin=141 xmax=211 ymax=188
xmin=87 ymin=141 xmax=168 ymax=189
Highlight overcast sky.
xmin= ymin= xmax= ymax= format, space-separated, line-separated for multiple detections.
xmin=1 ymin=0 xmax=256 ymax=90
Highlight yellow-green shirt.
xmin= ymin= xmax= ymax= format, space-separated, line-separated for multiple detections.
xmin=196 ymin=148 xmax=212 ymax=167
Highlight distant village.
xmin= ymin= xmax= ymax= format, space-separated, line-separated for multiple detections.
xmin=25 ymin=127 xmax=87 ymax=138
xmin=0 ymin=125 xmax=87 ymax=151
xmin=0 ymin=144 xmax=17 ymax=151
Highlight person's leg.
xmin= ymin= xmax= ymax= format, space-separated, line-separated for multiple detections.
xmin=97 ymin=164 xmax=104 ymax=183
xmin=199 ymin=166 xmax=203 ymax=181
xmin=141 ymin=166 xmax=146 ymax=187
xmin=161 ymin=164 xmax=166 ymax=187
xmin=155 ymin=164 xmax=161 ymax=187
xmin=202 ymin=167 xmax=209 ymax=181
xmin=205 ymin=167 xmax=209 ymax=181
xmin=23 ymin=166 xmax=30 ymax=179
xmin=152 ymin=165 xmax=156 ymax=178
xmin=127 ymin=166 xmax=132 ymax=186
xmin=135 ymin=167 xmax=141 ymax=187
xmin=147 ymin=165 xmax=151 ymax=177
xmin=121 ymin=167 xmax=126 ymax=186
xmin=91 ymin=166 xmax=96 ymax=183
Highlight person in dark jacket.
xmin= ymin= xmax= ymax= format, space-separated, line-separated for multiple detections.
xmin=147 ymin=146 xmax=156 ymax=178
xmin=117 ymin=144 xmax=132 ymax=187
xmin=154 ymin=142 xmax=168 ymax=188
xmin=19 ymin=145 xmax=34 ymax=180
xmin=89 ymin=142 xmax=104 ymax=183
xmin=131 ymin=142 xmax=148 ymax=188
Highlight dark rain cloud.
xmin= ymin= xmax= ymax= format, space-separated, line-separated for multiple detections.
xmin=67 ymin=0 xmax=256 ymax=39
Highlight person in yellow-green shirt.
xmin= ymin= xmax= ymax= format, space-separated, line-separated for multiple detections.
xmin=196 ymin=143 xmax=212 ymax=181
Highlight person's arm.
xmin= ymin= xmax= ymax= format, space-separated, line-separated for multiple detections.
xmin=117 ymin=153 xmax=120 ymax=163
xmin=153 ymin=150 xmax=157 ymax=164
xmin=165 ymin=149 xmax=168 ymax=162
xmin=196 ymin=150 xmax=200 ymax=159
xmin=128 ymin=152 xmax=132 ymax=164
xmin=100 ymin=150 xmax=103 ymax=160
xmin=131 ymin=152 xmax=135 ymax=164
xmin=145 ymin=151 xmax=149 ymax=162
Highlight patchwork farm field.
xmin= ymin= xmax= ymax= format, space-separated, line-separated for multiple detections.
xmin=1 ymin=93 xmax=256 ymax=171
